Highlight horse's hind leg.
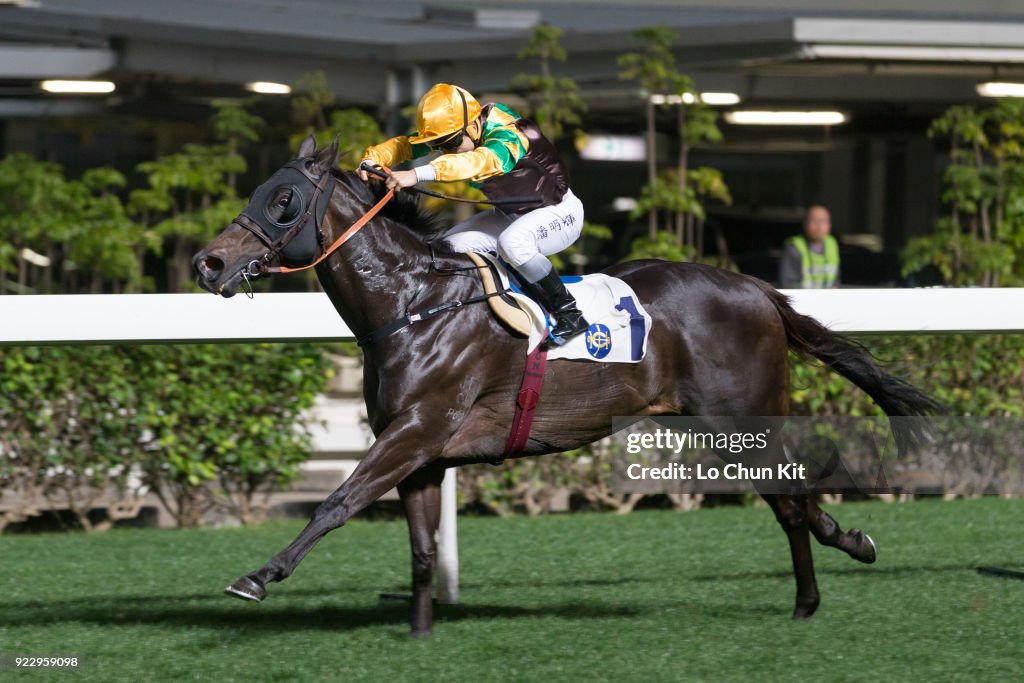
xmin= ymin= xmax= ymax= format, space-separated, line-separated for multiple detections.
xmin=807 ymin=497 xmax=876 ymax=563
xmin=397 ymin=464 xmax=445 ymax=638
xmin=703 ymin=417 xmax=821 ymax=619
xmin=763 ymin=493 xmax=820 ymax=619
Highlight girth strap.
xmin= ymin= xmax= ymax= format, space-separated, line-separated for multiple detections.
xmin=502 ymin=334 xmax=549 ymax=458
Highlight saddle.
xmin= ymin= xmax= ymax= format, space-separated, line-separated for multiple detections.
xmin=466 ymin=252 xmax=534 ymax=338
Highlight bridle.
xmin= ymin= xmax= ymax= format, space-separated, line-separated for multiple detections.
xmin=232 ymin=160 xmax=395 ymax=296
xmin=229 ymin=158 xmax=541 ymax=300
xmin=227 ymin=160 xmax=512 ymax=348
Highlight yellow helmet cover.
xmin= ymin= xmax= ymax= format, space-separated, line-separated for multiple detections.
xmin=409 ymin=84 xmax=482 ymax=144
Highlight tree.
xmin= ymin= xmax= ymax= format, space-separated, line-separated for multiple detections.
xmin=281 ymin=71 xmax=390 ymax=289
xmin=211 ymin=100 xmax=263 ymax=191
xmin=625 ymin=166 xmax=732 ymax=262
xmin=288 ymin=71 xmax=383 ymax=169
xmin=618 ymin=25 xmax=682 ymax=239
xmin=512 ymin=25 xmax=607 ymax=273
xmin=903 ymin=100 xmax=1024 ymax=286
xmin=72 ymin=168 xmax=156 ymax=293
xmin=618 ymin=26 xmax=729 ymax=260
xmin=128 ymin=99 xmax=266 ymax=293
xmin=673 ymin=98 xmax=725 ymax=255
xmin=131 ymin=145 xmax=246 ymax=293
xmin=0 ymin=155 xmax=146 ymax=294
xmin=511 ymin=24 xmax=587 ymax=142
xmin=0 ymin=155 xmax=75 ymax=294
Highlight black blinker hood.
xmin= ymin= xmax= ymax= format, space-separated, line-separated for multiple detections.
xmin=240 ymin=160 xmax=335 ymax=267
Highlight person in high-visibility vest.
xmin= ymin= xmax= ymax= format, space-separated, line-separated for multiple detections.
xmin=779 ymin=205 xmax=840 ymax=289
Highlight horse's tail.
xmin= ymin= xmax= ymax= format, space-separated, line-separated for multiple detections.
xmin=753 ymin=279 xmax=943 ymax=455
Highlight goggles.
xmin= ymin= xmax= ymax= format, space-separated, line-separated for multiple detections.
xmin=427 ymin=131 xmax=465 ymax=153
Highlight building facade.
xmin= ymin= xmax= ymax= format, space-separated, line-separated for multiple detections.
xmin=3 ymin=0 xmax=1024 ymax=284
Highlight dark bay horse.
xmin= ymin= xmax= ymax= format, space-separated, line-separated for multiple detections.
xmin=193 ymin=137 xmax=940 ymax=637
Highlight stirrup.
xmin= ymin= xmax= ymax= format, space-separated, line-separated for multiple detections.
xmin=549 ymin=309 xmax=589 ymax=345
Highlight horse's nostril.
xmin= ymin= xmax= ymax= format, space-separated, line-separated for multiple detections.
xmin=202 ymin=255 xmax=225 ymax=277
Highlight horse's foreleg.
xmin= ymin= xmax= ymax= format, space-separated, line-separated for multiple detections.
xmin=397 ymin=464 xmax=445 ymax=638
xmin=807 ymin=496 xmax=876 ymax=563
xmin=764 ymin=493 xmax=820 ymax=620
xmin=225 ymin=423 xmax=441 ymax=601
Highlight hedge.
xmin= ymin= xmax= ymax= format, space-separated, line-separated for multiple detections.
xmin=0 ymin=343 xmax=333 ymax=531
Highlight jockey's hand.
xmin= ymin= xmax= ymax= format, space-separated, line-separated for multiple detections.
xmin=385 ymin=169 xmax=418 ymax=192
xmin=357 ymin=161 xmax=380 ymax=183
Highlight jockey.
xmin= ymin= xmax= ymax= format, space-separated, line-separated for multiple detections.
xmin=358 ymin=83 xmax=589 ymax=344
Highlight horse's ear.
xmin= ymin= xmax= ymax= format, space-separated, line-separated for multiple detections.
xmin=297 ymin=134 xmax=317 ymax=159
xmin=311 ymin=135 xmax=340 ymax=175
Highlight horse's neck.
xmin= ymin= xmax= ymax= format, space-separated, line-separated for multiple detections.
xmin=315 ymin=197 xmax=465 ymax=341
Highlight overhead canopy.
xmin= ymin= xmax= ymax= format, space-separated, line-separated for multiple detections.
xmin=1 ymin=1 xmax=1023 ymax=115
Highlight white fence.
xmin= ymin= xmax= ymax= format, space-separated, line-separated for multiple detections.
xmin=4 ymin=288 xmax=1024 ymax=604
xmin=6 ymin=288 xmax=1024 ymax=346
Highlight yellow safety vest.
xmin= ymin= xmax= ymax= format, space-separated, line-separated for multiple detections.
xmin=788 ymin=235 xmax=839 ymax=288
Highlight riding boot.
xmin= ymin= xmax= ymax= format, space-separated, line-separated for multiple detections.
xmin=504 ymin=262 xmax=551 ymax=315
xmin=533 ymin=269 xmax=589 ymax=344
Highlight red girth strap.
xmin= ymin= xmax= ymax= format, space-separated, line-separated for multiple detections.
xmin=502 ymin=336 xmax=549 ymax=457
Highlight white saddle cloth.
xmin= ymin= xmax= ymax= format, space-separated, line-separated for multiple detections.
xmin=477 ymin=253 xmax=652 ymax=363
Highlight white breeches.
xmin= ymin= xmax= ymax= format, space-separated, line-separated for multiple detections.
xmin=441 ymin=189 xmax=584 ymax=270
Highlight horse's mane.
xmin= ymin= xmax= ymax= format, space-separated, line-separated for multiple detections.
xmin=331 ymin=169 xmax=451 ymax=245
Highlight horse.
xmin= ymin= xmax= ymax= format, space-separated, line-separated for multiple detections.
xmin=193 ymin=136 xmax=940 ymax=638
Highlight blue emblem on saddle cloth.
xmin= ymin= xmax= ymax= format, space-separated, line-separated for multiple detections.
xmin=585 ymin=323 xmax=612 ymax=359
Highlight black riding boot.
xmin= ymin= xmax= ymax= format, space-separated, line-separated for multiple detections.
xmin=533 ymin=269 xmax=589 ymax=343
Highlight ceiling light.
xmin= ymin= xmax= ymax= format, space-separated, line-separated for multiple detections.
xmin=39 ymin=80 xmax=115 ymax=94
xmin=245 ymin=81 xmax=291 ymax=95
xmin=649 ymin=94 xmax=684 ymax=105
xmin=699 ymin=92 xmax=741 ymax=106
xmin=725 ymin=110 xmax=847 ymax=126
xmin=804 ymin=45 xmax=1024 ymax=63
xmin=976 ymin=82 xmax=1024 ymax=98
xmin=612 ymin=197 xmax=639 ymax=212
xmin=649 ymin=92 xmax=741 ymax=106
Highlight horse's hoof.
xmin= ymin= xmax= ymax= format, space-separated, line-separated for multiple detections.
xmin=792 ymin=593 xmax=820 ymax=620
xmin=792 ymin=601 xmax=819 ymax=620
xmin=850 ymin=529 xmax=877 ymax=564
xmin=225 ymin=576 xmax=266 ymax=602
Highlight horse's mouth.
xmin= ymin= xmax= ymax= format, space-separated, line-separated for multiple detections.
xmin=216 ymin=280 xmax=239 ymax=298
xmin=198 ymin=268 xmax=245 ymax=298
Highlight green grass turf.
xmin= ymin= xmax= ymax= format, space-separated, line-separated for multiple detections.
xmin=1 ymin=498 xmax=1023 ymax=681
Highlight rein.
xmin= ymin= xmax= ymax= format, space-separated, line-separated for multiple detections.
xmin=356 ymin=243 xmax=503 ymax=348
xmin=359 ymin=163 xmax=542 ymax=208
xmin=356 ymin=290 xmax=503 ymax=348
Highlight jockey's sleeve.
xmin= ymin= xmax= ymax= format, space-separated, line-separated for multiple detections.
xmin=361 ymin=136 xmax=430 ymax=169
xmin=428 ymin=121 xmax=528 ymax=183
